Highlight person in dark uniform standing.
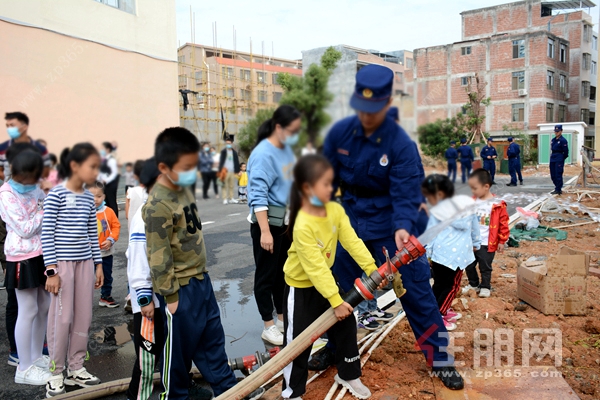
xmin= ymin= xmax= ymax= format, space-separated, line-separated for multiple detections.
xmin=506 ymin=137 xmax=523 ymax=186
xmin=323 ymin=64 xmax=463 ymax=390
xmin=445 ymin=141 xmax=458 ymax=183
xmin=457 ymin=138 xmax=474 ymax=184
xmin=550 ymin=125 xmax=569 ymax=195
xmin=480 ymin=137 xmax=498 ymax=184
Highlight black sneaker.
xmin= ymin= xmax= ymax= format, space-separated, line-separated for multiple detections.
xmin=369 ymin=307 xmax=394 ymax=322
xmin=507 ymin=183 xmax=518 ymax=187
xmin=308 ymin=346 xmax=335 ymax=371
xmin=550 ymin=190 xmax=562 ymax=195
xmin=520 ymin=181 xmax=524 ymax=185
xmin=433 ymin=366 xmax=464 ymax=390
xmin=99 ymin=297 xmax=120 ymax=308
xmin=357 ymin=313 xmax=380 ymax=331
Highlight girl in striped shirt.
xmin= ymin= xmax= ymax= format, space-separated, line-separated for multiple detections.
xmin=42 ymin=143 xmax=104 ymax=398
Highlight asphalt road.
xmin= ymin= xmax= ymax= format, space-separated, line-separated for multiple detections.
xmin=0 ymin=171 xmax=563 ymax=399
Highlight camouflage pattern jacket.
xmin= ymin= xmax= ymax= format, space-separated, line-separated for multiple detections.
xmin=143 ymin=184 xmax=206 ymax=303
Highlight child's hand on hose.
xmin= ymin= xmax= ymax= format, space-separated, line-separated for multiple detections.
xmin=334 ymin=302 xmax=353 ymax=321
xmin=95 ymin=264 xmax=104 ymax=289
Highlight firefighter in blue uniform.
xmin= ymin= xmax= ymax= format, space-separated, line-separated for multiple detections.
xmin=550 ymin=124 xmax=569 ymax=195
xmin=445 ymin=141 xmax=458 ymax=183
xmin=506 ymin=137 xmax=523 ymax=186
xmin=323 ymin=65 xmax=463 ymax=390
xmin=480 ymin=137 xmax=498 ymax=184
xmin=457 ymin=138 xmax=474 ymax=183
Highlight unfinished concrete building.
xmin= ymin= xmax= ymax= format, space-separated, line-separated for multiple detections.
xmin=414 ymin=0 xmax=597 ymax=156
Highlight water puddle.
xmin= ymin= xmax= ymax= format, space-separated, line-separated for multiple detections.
xmin=94 ymin=322 xmax=133 ymax=346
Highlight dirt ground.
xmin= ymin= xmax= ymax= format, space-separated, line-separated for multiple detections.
xmin=300 ymin=193 xmax=600 ymax=400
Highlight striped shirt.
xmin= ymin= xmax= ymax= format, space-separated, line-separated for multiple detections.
xmin=41 ymin=184 xmax=102 ymax=267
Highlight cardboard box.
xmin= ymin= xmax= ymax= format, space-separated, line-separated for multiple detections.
xmin=517 ymin=247 xmax=589 ymax=315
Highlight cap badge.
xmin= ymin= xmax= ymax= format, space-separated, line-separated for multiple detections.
xmin=362 ymin=88 xmax=373 ymax=98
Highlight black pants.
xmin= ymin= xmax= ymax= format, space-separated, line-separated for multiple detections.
xmin=159 ymin=275 xmax=237 ymax=398
xmin=431 ymin=262 xmax=463 ymax=316
xmin=127 ymin=310 xmax=165 ymax=400
xmin=105 ymin=176 xmax=120 ymax=217
xmin=251 ymin=223 xmax=290 ymax=321
xmin=5 ymin=287 xmax=17 ymax=353
xmin=202 ymin=172 xmax=217 ymax=199
xmin=465 ymin=246 xmax=495 ymax=289
xmin=281 ymin=285 xmax=360 ymax=398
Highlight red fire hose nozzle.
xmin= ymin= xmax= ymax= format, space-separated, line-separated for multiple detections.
xmin=352 ymin=235 xmax=425 ymax=302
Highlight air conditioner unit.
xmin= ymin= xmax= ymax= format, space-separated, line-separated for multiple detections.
xmin=565 ymin=93 xmax=571 ymax=100
xmin=518 ymin=89 xmax=528 ymax=96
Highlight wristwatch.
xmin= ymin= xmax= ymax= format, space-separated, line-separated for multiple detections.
xmin=45 ymin=268 xmax=57 ymax=277
xmin=138 ymin=295 xmax=153 ymax=307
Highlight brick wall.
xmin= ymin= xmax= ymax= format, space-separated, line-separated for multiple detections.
xmin=415 ymin=47 xmax=448 ymax=78
xmin=416 ymin=79 xmax=448 ymax=107
xmin=496 ymin=3 xmax=528 ymax=33
xmin=463 ymin=12 xmax=494 ymax=39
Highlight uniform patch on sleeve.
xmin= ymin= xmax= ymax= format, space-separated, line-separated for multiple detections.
xmin=337 ymin=148 xmax=349 ymax=156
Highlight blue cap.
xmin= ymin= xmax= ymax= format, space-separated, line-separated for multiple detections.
xmin=387 ymin=106 xmax=399 ymax=121
xmin=554 ymin=124 xmax=563 ymax=132
xmin=350 ymin=64 xmax=393 ymax=113
xmin=450 ymin=140 xmax=456 ymax=145
xmin=487 ymin=137 xmax=493 ymax=142
xmin=460 ymin=138 xmax=467 ymax=143
xmin=507 ymin=137 xmax=513 ymax=142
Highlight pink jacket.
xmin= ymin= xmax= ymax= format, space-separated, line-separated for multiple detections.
xmin=0 ymin=182 xmax=45 ymax=261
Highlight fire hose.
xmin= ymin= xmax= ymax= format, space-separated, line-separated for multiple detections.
xmin=214 ymin=235 xmax=425 ymax=400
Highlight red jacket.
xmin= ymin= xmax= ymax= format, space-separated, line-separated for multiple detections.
xmin=487 ymin=200 xmax=509 ymax=252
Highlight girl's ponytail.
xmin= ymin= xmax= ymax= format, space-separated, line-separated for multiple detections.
xmin=254 ymin=105 xmax=301 ymax=148
xmin=286 ymin=181 xmax=302 ymax=239
xmin=57 ymin=147 xmax=71 ymax=181
xmin=421 ymin=174 xmax=455 ymax=198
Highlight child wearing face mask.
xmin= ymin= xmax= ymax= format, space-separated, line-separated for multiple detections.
xmin=218 ymin=138 xmax=240 ymax=205
xmin=88 ymin=181 xmax=120 ymax=309
xmin=281 ymin=155 xmax=375 ymax=400
xmin=0 ymin=146 xmax=50 ymax=386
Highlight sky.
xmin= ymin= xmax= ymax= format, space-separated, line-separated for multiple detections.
xmin=175 ymin=0 xmax=599 ymax=60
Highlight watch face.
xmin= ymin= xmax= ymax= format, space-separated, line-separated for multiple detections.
xmin=46 ymin=269 xmax=56 ymax=277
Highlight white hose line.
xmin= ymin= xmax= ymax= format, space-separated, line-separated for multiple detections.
xmin=357 ymin=330 xmax=376 ymax=345
xmin=324 ymin=381 xmax=341 ymax=400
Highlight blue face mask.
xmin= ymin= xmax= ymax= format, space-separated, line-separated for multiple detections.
xmin=284 ymin=134 xmax=300 ymax=147
xmin=8 ymin=180 xmax=37 ymax=194
xmin=226 ymin=144 xmax=232 ymax=149
xmin=204 ymin=147 xmax=210 ymax=152
xmin=168 ymin=168 xmax=197 ymax=187
xmin=100 ymin=149 xmax=107 ymax=158
xmin=309 ymin=190 xmax=325 ymax=207
xmin=7 ymin=127 xmax=20 ymax=140
xmin=96 ymin=200 xmax=106 ymax=211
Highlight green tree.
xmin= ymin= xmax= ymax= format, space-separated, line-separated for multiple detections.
xmin=417 ymin=117 xmax=467 ymax=158
xmin=237 ymin=108 xmax=275 ymax=160
xmin=463 ymin=73 xmax=491 ymax=144
xmin=277 ymin=47 xmax=342 ymax=144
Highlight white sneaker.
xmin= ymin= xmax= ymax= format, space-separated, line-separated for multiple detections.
xmin=15 ymin=364 xmax=52 ymax=385
xmin=334 ymin=374 xmax=371 ymax=399
xmin=46 ymin=373 xmax=66 ymax=396
xmin=275 ymin=318 xmax=284 ymax=333
xmin=65 ymin=367 xmax=101 ymax=387
xmin=223 ymin=199 xmax=228 ymax=205
xmin=479 ymin=288 xmax=491 ymax=298
xmin=229 ymin=198 xmax=239 ymax=204
xmin=261 ymin=325 xmax=283 ymax=346
xmin=461 ymin=284 xmax=480 ymax=295
xmin=34 ymin=355 xmax=51 ymax=370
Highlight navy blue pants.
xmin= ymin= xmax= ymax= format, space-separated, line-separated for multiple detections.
xmin=460 ymin=160 xmax=472 ymax=183
xmin=100 ymin=255 xmax=113 ymax=299
xmin=483 ymin=160 xmax=496 ymax=182
xmin=333 ymin=237 xmax=453 ymax=367
xmin=447 ymin=162 xmax=457 ymax=183
xmin=159 ymin=274 xmax=237 ymax=399
xmin=509 ymin=158 xmax=523 ymax=185
xmin=549 ymin=160 xmax=564 ymax=193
